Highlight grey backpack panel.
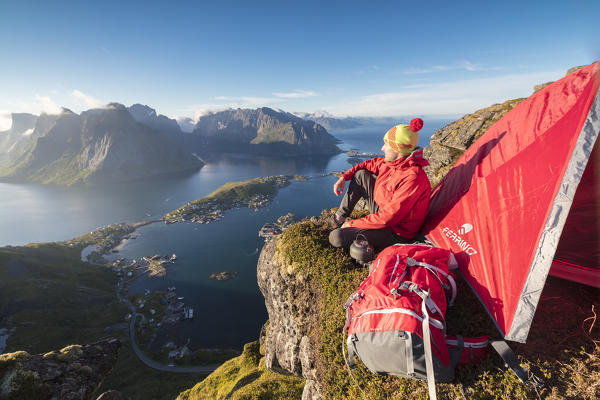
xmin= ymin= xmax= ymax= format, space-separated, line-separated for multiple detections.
xmin=348 ymin=330 xmax=457 ymax=382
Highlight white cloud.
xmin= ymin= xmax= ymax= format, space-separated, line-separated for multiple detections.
xmin=402 ymin=60 xmax=503 ymax=74
xmin=34 ymin=95 xmax=62 ymax=115
xmin=175 ymin=117 xmax=196 ymax=133
xmin=214 ymin=96 xmax=281 ymax=108
xmin=72 ymin=90 xmax=104 ymax=109
xmin=272 ymin=90 xmax=318 ymax=99
xmin=330 ymin=70 xmax=563 ymax=117
xmin=0 ymin=112 xmax=11 ymax=131
xmin=191 ymin=105 xmax=233 ymax=121
xmin=0 ymin=94 xmax=64 ymax=120
xmin=403 ymin=65 xmax=454 ymax=74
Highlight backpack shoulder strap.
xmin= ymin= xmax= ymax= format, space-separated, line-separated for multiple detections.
xmin=421 ymin=289 xmax=437 ymax=400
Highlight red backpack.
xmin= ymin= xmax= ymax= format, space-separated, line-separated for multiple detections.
xmin=344 ymin=243 xmax=489 ymax=399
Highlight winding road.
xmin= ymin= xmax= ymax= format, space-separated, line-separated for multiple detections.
xmin=128 ymin=314 xmax=218 ymax=373
xmin=117 ymin=276 xmax=219 ymax=373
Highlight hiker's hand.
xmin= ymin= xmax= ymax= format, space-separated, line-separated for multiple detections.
xmin=333 ymin=177 xmax=346 ymax=196
xmin=341 ymin=221 xmax=350 ymax=228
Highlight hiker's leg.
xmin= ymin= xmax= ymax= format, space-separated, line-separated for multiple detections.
xmin=329 ymin=227 xmax=362 ymax=249
xmin=329 ymin=227 xmax=410 ymax=250
xmin=336 ymin=170 xmax=377 ymax=218
xmin=359 ymin=228 xmax=412 ymax=251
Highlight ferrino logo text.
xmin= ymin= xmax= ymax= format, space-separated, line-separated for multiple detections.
xmin=442 ymin=223 xmax=478 ymax=255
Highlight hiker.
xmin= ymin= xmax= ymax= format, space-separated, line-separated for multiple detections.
xmin=328 ymin=118 xmax=431 ymax=250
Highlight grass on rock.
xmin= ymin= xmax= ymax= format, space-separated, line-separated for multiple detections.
xmin=176 ymin=341 xmax=304 ymax=400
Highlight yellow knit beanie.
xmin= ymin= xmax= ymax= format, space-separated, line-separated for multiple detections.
xmin=383 ymin=118 xmax=423 ymax=155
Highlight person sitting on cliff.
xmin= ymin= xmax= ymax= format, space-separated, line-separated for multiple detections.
xmin=328 ymin=118 xmax=431 ymax=250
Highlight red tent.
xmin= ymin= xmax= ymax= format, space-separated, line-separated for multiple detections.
xmin=423 ymin=62 xmax=600 ymax=343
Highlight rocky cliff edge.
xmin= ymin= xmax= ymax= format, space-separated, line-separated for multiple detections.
xmin=0 ymin=339 xmax=121 ymax=400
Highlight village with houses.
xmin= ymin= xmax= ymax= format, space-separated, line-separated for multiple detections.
xmin=164 ymin=198 xmax=226 ymax=225
xmin=163 ymin=192 xmax=277 ymax=225
xmin=258 ymin=213 xmax=295 ymax=241
xmin=72 ymin=223 xmax=198 ymax=366
xmin=162 ymin=175 xmax=300 ymax=225
xmin=116 ymin=260 xmax=201 ymax=366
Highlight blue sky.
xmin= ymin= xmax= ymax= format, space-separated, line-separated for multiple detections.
xmin=1 ymin=0 xmax=599 ymax=128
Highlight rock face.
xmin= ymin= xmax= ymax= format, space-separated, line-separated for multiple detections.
xmin=422 ymin=98 xmax=524 ymax=187
xmin=192 ymin=107 xmax=341 ymax=155
xmin=0 ymin=339 xmax=121 ymax=400
xmin=0 ymin=104 xmax=203 ymax=185
xmin=256 ymin=238 xmax=322 ymax=399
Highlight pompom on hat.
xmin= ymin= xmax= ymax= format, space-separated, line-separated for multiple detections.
xmin=383 ymin=118 xmax=423 ymax=155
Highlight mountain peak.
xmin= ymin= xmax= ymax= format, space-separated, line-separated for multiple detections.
xmin=106 ymin=102 xmax=127 ymax=111
xmin=129 ymin=103 xmax=157 ymax=117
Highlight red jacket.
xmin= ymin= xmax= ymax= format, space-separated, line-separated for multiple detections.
xmin=341 ymin=148 xmax=431 ymax=239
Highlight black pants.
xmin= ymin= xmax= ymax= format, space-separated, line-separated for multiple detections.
xmin=329 ymin=170 xmax=410 ymax=250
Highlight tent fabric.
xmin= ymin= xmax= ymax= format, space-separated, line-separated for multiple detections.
xmin=423 ymin=62 xmax=600 ymax=343
xmin=549 ymin=260 xmax=600 ymax=288
xmin=550 ymin=135 xmax=600 ymax=285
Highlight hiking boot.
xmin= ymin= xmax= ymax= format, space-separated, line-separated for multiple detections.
xmin=325 ymin=213 xmax=346 ymax=229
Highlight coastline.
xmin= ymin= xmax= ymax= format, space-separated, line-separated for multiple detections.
xmin=73 ymin=175 xmax=308 ymax=370
xmin=0 ymin=328 xmax=14 ymax=354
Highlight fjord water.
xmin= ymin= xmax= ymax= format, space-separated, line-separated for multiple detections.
xmin=0 ymin=122 xmax=446 ymax=350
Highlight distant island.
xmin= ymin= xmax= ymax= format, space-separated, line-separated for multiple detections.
xmin=209 ymin=270 xmax=238 ymax=281
xmin=163 ymin=174 xmax=306 ymax=224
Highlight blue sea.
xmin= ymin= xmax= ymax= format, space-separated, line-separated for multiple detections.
xmin=0 ymin=121 xmax=450 ymax=350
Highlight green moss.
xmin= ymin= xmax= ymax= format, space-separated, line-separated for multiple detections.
xmin=240 ymin=341 xmax=261 ymax=369
xmin=179 ymin=349 xmax=240 ymax=366
xmin=176 ymin=341 xmax=304 ymax=400
xmin=57 ymin=345 xmax=84 ymax=361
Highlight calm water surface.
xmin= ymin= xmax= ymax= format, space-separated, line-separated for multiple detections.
xmin=0 ymin=122 xmax=449 ymax=349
